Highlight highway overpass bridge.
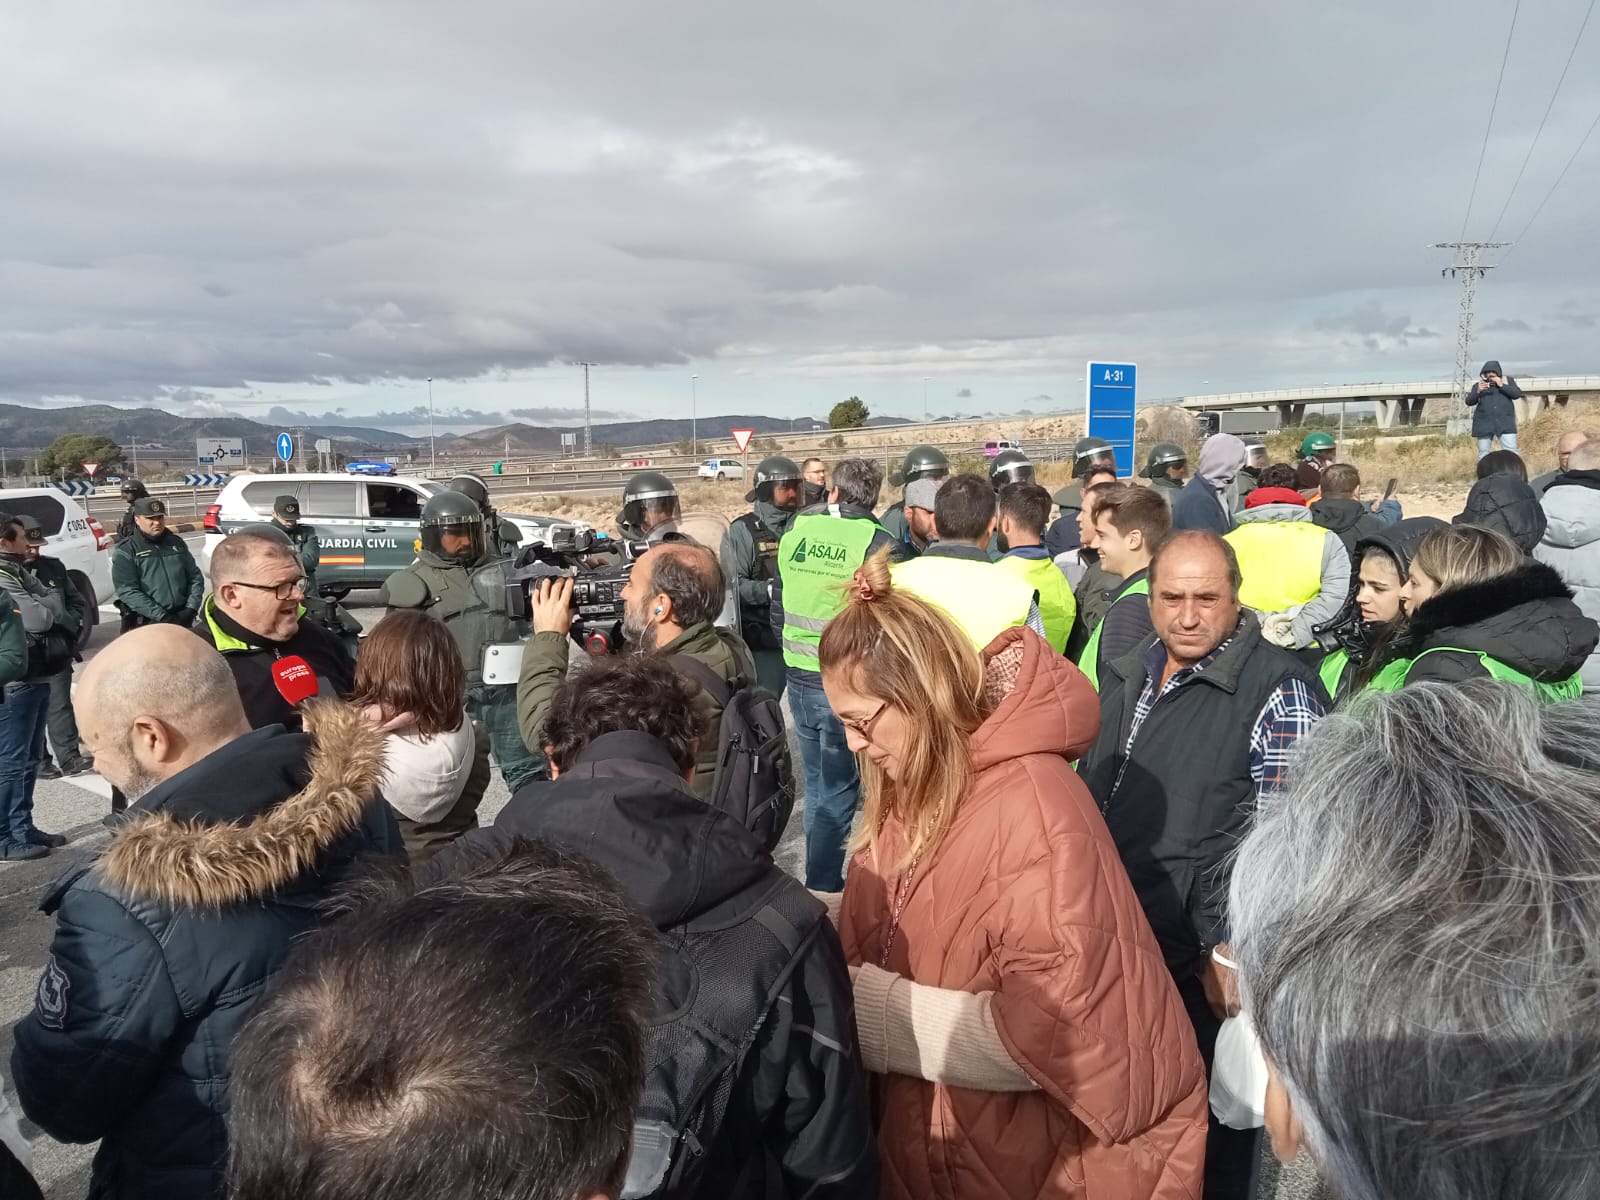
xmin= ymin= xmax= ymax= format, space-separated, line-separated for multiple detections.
xmin=1177 ymin=376 xmax=1600 ymax=429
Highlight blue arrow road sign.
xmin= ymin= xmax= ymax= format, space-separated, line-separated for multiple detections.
xmin=1086 ymin=362 xmax=1138 ymax=477
xmin=276 ymin=432 xmax=294 ymax=462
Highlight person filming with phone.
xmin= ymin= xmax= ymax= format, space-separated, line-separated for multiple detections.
xmin=1466 ymin=358 xmax=1523 ymax=459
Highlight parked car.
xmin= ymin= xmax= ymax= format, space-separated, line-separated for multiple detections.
xmin=346 ymin=460 xmax=398 ymax=477
xmin=200 ymin=473 xmax=574 ymax=596
xmin=982 ymin=439 xmax=1023 ymax=456
xmin=0 ymin=487 xmax=113 ymax=649
xmin=697 ymin=458 xmax=745 ymax=481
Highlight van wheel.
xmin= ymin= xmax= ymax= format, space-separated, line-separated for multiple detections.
xmin=69 ymin=573 xmax=96 ymax=650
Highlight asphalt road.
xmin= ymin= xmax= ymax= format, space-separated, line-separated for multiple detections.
xmin=1 ymin=531 xmax=807 ymax=1198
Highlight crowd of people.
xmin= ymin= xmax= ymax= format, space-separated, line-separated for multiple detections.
xmin=2 ymin=407 xmax=1598 ymax=1200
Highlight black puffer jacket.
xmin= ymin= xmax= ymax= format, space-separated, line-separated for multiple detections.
xmin=1381 ymin=560 xmax=1598 ymax=686
xmin=1465 ymin=359 xmax=1523 ymax=438
xmin=199 ymin=595 xmax=355 ymax=732
xmin=484 ymin=731 xmax=879 ymax=1199
xmin=9 ymin=704 xmax=399 ymax=1200
xmin=1310 ymin=497 xmax=1384 ymax=556
xmin=1455 ymin=473 xmax=1548 ymax=552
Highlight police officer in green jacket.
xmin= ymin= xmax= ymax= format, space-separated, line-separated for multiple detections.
xmin=112 ymin=496 xmax=204 ymax=631
xmin=380 ymin=491 xmax=542 ymax=791
xmin=271 ymin=495 xmax=320 ymax=593
xmin=879 ymin=446 xmax=950 ymax=546
xmin=449 ymin=472 xmax=524 ymax=557
xmin=0 ymin=598 xmax=24 ymax=688
xmin=21 ymin=518 xmax=92 ymax=777
xmin=722 ymin=455 xmax=802 ymax=697
xmin=1143 ymin=443 xmax=1188 ymax=506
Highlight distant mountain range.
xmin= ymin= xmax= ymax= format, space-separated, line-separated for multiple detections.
xmin=5 ymin=403 xmax=912 ymax=461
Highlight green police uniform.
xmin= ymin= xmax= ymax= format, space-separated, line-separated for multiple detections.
xmin=29 ymin=550 xmax=88 ymax=769
xmin=112 ymin=502 xmax=204 ymax=629
xmin=271 ymin=514 xmax=321 ymax=594
xmin=722 ymin=499 xmax=795 ymax=697
xmin=0 ymin=599 xmax=24 ymax=688
xmin=381 ymin=547 xmax=543 ymax=792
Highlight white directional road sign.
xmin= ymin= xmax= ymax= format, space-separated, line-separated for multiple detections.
xmin=196 ymin=437 xmax=246 ymax=467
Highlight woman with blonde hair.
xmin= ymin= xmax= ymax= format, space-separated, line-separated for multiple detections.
xmin=1365 ymin=523 xmax=1597 ymax=698
xmin=817 ymin=548 xmax=1206 ymax=1200
xmin=350 ymin=610 xmax=490 ymax=862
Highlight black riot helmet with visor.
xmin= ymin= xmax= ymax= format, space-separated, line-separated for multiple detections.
xmin=745 ymin=455 xmax=803 ymax=506
xmin=419 ymin=490 xmax=487 ymax=566
xmin=988 ymin=449 xmax=1034 ymax=489
xmin=618 ymin=471 xmax=681 ymax=540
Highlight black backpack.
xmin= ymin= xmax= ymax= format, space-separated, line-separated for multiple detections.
xmin=669 ymin=649 xmax=795 ymax=853
xmin=621 ymin=876 xmax=823 ymax=1200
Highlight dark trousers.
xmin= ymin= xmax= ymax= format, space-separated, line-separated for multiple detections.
xmin=0 ymin=681 xmax=50 ymax=843
xmin=788 ymin=677 xmax=859 ymax=891
xmin=468 ymin=683 xmax=545 ymax=794
xmin=1177 ymin=972 xmax=1260 ymax=1200
xmin=45 ymin=666 xmax=82 ymax=766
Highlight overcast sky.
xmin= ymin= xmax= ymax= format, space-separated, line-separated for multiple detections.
xmin=2 ymin=0 xmax=1597 ymax=431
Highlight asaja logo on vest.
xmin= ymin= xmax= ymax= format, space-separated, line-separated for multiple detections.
xmin=787 ymin=537 xmax=848 ymax=564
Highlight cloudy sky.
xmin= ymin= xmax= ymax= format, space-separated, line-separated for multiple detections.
xmin=2 ymin=1 xmax=1597 ymax=432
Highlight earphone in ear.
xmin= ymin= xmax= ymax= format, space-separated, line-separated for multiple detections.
xmin=654 ymin=607 xmax=662 ymax=615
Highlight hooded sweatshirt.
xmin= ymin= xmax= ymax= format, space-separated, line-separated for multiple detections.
xmin=1455 ymin=474 xmax=1547 ymax=553
xmin=1465 ymin=359 xmax=1523 ymax=438
xmin=1535 ymin=470 xmax=1600 ymax=690
xmin=1171 ymin=434 xmax=1245 ymax=535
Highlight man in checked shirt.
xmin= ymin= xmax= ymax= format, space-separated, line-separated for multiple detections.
xmin=1077 ymin=529 xmax=1327 ymax=1200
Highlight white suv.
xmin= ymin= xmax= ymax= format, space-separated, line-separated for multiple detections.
xmin=0 ymin=487 xmax=114 ymax=648
xmin=697 ymin=458 xmax=745 ymax=481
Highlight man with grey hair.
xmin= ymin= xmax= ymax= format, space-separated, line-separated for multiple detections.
xmin=1231 ymin=681 xmax=1600 ymax=1200
xmin=772 ymin=457 xmax=914 ymax=890
xmin=9 ymin=626 xmax=398 ymax=1200
xmin=200 ymin=529 xmax=354 ymax=731
xmin=1535 ymin=437 xmax=1600 ymax=691
xmin=1077 ymin=528 xmax=1326 ymax=1200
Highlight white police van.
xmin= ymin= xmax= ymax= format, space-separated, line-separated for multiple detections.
xmin=200 ymin=473 xmax=575 ymax=596
xmin=0 ymin=487 xmax=115 ymax=648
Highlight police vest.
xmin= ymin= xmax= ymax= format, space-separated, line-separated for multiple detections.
xmin=1076 ymin=576 xmax=1150 ymax=692
xmin=733 ymin=512 xmax=781 ymax=652
xmin=776 ymin=512 xmax=882 ymax=671
xmin=995 ymin=553 xmax=1076 ymax=653
xmin=1365 ymin=647 xmax=1582 ymax=704
xmin=1226 ymin=521 xmax=1326 ymax=612
xmin=890 ymin=554 xmax=1035 ymax=650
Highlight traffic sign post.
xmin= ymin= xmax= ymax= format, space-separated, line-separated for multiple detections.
xmin=81 ymin=461 xmax=100 ymax=477
xmin=275 ymin=432 xmax=294 ymax=469
xmin=1086 ymin=362 xmax=1138 ymax=477
xmin=730 ymin=428 xmax=755 ymax=453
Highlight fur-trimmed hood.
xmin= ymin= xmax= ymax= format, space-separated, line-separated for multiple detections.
xmin=1390 ymin=560 xmax=1598 ymax=682
xmin=97 ymin=700 xmax=386 ymax=907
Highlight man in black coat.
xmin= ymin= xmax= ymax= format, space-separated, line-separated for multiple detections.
xmin=9 ymin=626 xmax=398 ymax=1200
xmin=198 ymin=530 xmax=354 ymax=731
xmin=1466 ymin=359 xmax=1523 ymax=459
xmin=469 ymin=654 xmax=878 ymax=1200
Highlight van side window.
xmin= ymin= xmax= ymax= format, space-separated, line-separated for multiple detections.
xmin=299 ymin=482 xmax=362 ymax=517
xmin=366 ymin=484 xmax=423 ymax=521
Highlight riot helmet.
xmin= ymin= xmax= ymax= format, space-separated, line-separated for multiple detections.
xmin=1143 ymin=442 xmax=1187 ymax=479
xmin=1072 ymin=436 xmax=1116 ymax=479
xmin=447 ymin=472 xmax=493 ymax=514
xmin=618 ymin=471 xmax=681 ymax=539
xmin=745 ymin=455 xmax=803 ymax=506
xmin=891 ymin=445 xmax=951 ymax=489
xmin=120 ymin=478 xmax=149 ymax=503
xmin=419 ymin=490 xmax=487 ymax=566
xmin=989 ymin=449 xmax=1035 ymax=488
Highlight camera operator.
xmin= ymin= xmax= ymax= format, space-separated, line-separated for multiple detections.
xmin=517 ymin=540 xmax=756 ymax=804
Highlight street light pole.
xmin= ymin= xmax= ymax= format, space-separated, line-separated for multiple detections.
xmin=426 ymin=377 xmax=436 ymax=470
xmin=922 ymin=376 xmax=929 ymax=422
xmin=691 ymin=375 xmax=699 ymax=457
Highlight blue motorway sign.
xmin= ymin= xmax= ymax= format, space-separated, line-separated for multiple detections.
xmin=275 ymin=432 xmax=294 ymax=462
xmin=1086 ymin=362 xmax=1138 ymax=477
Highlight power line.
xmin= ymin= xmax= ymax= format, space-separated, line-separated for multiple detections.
xmin=1499 ymin=101 xmax=1600 ymax=262
xmin=1486 ymin=0 xmax=1597 ymax=241
xmin=1460 ymin=0 xmax=1524 ymax=242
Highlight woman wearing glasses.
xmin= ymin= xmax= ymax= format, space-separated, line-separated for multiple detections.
xmin=817 ymin=548 xmax=1206 ymax=1200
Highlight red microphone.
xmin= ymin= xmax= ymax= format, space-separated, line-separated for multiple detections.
xmin=271 ymin=655 xmax=321 ymax=708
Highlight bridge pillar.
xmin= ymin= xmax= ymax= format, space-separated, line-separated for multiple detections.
xmin=1403 ymin=397 xmax=1428 ymax=427
xmin=1514 ymin=394 xmax=1553 ymax=425
xmin=1277 ymin=402 xmax=1306 ymax=426
xmin=1556 ymin=393 xmax=1571 ymax=409
xmin=1375 ymin=399 xmax=1400 ymax=430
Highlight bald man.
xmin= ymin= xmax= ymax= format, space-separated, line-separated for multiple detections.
xmin=1533 ymin=430 xmax=1593 ymax=496
xmin=10 ymin=626 xmax=399 ymax=1200
xmin=517 ymin=539 xmax=773 ymax=806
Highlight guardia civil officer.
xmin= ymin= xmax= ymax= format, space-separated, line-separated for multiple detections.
xmin=617 ymin=470 xmax=682 ymax=541
xmin=878 ymin=446 xmax=950 ymax=545
xmin=722 ymin=455 xmax=802 ymax=696
xmin=380 ymin=491 xmax=542 ymax=791
xmin=448 ymin=472 xmax=524 ymax=557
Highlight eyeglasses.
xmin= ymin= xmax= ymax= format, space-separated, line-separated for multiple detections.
xmin=231 ymin=577 xmax=309 ymax=601
xmin=839 ymin=699 xmax=889 ymax=740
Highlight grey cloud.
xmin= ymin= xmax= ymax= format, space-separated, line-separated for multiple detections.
xmin=507 ymin=405 xmax=631 ymax=422
xmin=1482 ymin=318 xmax=1532 ymax=333
xmin=955 ymin=387 xmax=973 ymax=399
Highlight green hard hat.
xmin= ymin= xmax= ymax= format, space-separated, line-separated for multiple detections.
xmin=1143 ymin=442 xmax=1186 ymax=477
xmin=891 ymin=445 xmax=951 ymax=488
xmin=1300 ymin=431 xmax=1336 ymax=456
xmin=989 ymin=449 xmax=1034 ymax=488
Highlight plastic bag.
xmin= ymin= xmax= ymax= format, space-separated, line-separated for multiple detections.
xmin=1210 ymin=1010 xmax=1269 ymax=1129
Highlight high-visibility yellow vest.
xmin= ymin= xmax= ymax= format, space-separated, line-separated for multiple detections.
xmin=1225 ymin=521 xmax=1327 ymax=612
xmin=891 ymin=553 xmax=1035 ymax=650
xmin=1076 ymin=576 xmax=1150 ymax=691
xmin=995 ymin=553 xmax=1076 ymax=653
xmin=776 ymin=511 xmax=883 ymax=671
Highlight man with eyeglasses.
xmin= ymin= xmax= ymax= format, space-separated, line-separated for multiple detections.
xmin=198 ymin=529 xmax=354 ymax=732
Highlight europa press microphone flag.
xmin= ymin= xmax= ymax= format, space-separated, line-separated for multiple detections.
xmin=270 ymin=656 xmax=321 ymax=708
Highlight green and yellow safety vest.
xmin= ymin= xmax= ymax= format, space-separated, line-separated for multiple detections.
xmin=995 ymin=553 xmax=1077 ymax=653
xmin=1365 ymin=646 xmax=1582 ymax=703
xmin=1226 ymin=521 xmax=1326 ymax=613
xmin=891 ymin=554 xmax=1035 ymax=650
xmin=1076 ymin=577 xmax=1150 ymax=692
xmin=1318 ymin=647 xmax=1351 ymax=700
xmin=777 ymin=512 xmax=883 ymax=671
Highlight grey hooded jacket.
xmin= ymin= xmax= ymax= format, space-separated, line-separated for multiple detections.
xmin=1228 ymin=503 xmax=1352 ymax=649
xmin=1535 ymin=472 xmax=1600 ymax=691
